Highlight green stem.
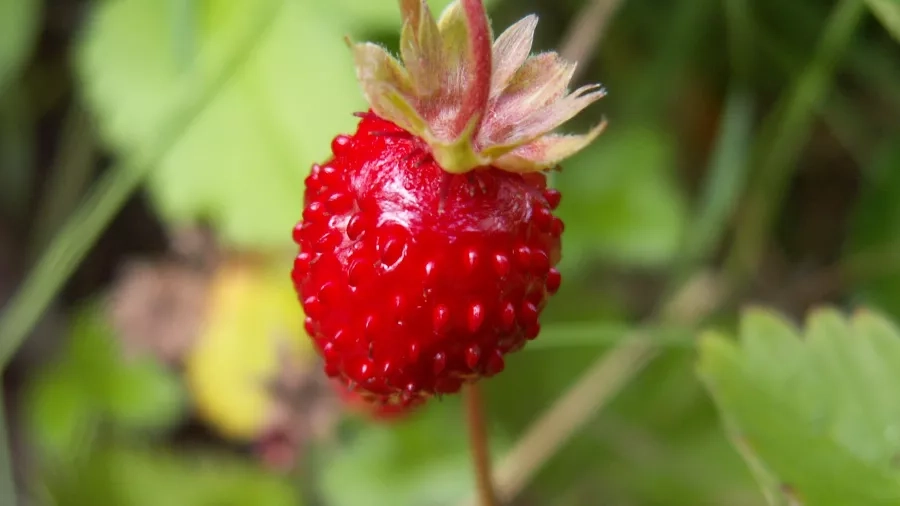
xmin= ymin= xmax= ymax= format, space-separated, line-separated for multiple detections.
xmin=0 ymin=0 xmax=286 ymax=370
xmin=725 ymin=0 xmax=866 ymax=283
xmin=464 ymin=383 xmax=498 ymax=506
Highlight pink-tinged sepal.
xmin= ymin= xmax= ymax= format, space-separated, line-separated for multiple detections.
xmin=490 ymin=15 xmax=538 ymax=96
xmin=350 ymin=43 xmax=426 ymax=136
xmin=495 ymin=120 xmax=608 ymax=172
xmin=497 ymin=82 xmax=605 ymax=148
xmin=349 ymin=0 xmax=605 ymax=174
xmin=444 ymin=0 xmax=493 ymax=139
xmin=399 ymin=0 xmax=443 ymax=95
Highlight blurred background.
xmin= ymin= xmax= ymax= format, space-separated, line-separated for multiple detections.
xmin=0 ymin=0 xmax=898 ymax=504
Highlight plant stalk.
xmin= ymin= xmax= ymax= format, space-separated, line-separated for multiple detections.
xmin=464 ymin=383 xmax=498 ymax=506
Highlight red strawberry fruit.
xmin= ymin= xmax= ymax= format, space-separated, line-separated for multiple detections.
xmin=292 ymin=0 xmax=605 ymax=406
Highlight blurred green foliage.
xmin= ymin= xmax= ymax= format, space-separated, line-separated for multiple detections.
xmin=849 ymin=140 xmax=900 ymax=316
xmin=27 ymin=306 xmax=185 ymax=461
xmin=558 ymin=123 xmax=688 ymax=269
xmin=44 ymin=446 xmax=297 ymax=506
xmin=0 ymin=0 xmax=40 ymax=94
xmin=26 ymin=305 xmax=299 ymax=506
xmin=1 ymin=0 xmax=900 ymax=505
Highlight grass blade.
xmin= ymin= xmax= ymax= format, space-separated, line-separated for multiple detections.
xmin=726 ymin=0 xmax=867 ymax=282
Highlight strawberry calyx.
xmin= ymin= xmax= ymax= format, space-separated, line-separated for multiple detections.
xmin=349 ymin=0 xmax=606 ymax=174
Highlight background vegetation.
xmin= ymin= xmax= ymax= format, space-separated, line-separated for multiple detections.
xmin=1 ymin=0 xmax=900 ymax=505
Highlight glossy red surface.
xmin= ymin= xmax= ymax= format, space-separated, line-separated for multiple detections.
xmin=292 ymin=111 xmax=563 ymax=405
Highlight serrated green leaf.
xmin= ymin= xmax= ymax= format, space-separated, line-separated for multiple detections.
xmin=0 ymin=0 xmax=40 ymax=94
xmin=77 ymin=0 xmax=362 ymax=247
xmin=865 ymin=0 xmax=900 ymax=43
xmin=698 ymin=307 xmax=900 ymax=506
xmin=556 ymin=124 xmax=688 ymax=268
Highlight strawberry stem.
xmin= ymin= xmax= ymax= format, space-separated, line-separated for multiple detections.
xmin=464 ymin=383 xmax=498 ymax=506
xmin=455 ymin=0 xmax=492 ymax=139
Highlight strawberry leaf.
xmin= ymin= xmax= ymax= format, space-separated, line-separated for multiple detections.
xmin=76 ymin=0 xmax=362 ymax=248
xmin=698 ymin=307 xmax=900 ymax=506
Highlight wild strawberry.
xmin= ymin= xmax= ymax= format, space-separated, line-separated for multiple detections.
xmin=292 ymin=0 xmax=605 ymax=406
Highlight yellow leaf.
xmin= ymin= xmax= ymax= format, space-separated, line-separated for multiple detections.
xmin=185 ymin=259 xmax=309 ymax=441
